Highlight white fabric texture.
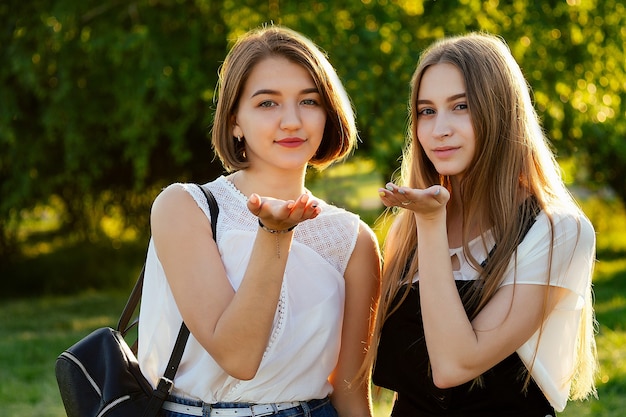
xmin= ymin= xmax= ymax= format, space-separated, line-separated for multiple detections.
xmin=137 ymin=176 xmax=361 ymax=403
xmin=412 ymin=209 xmax=595 ymax=412
xmin=507 ymin=211 xmax=595 ymax=412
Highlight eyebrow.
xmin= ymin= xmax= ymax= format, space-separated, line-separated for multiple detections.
xmin=251 ymin=87 xmax=320 ymax=97
xmin=416 ymin=92 xmax=466 ymax=105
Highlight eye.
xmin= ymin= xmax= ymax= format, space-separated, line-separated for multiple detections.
xmin=259 ymin=100 xmax=276 ymax=108
xmin=301 ymin=98 xmax=319 ymax=106
xmin=417 ymin=107 xmax=435 ymax=116
xmin=454 ymin=103 xmax=468 ymax=111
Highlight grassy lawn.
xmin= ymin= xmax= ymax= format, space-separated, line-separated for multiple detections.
xmin=1 ymin=266 xmax=624 ymax=417
xmin=0 ymin=291 xmax=129 ymax=417
xmin=1 ymin=161 xmax=625 ymax=416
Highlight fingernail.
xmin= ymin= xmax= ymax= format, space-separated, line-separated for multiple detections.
xmin=398 ymin=188 xmax=405 ymax=194
xmin=385 ymin=184 xmax=394 ymax=191
xmin=434 ymin=187 xmax=440 ymax=196
xmin=379 ymin=191 xmax=386 ymax=197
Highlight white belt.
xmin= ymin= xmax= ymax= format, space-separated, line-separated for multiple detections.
xmin=162 ymin=400 xmax=303 ymax=417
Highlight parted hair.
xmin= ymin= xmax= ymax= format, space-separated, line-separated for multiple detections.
xmin=369 ymin=32 xmax=597 ymax=400
xmin=211 ymin=25 xmax=357 ymax=172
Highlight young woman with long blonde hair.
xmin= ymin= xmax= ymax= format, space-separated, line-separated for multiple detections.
xmin=372 ymin=32 xmax=597 ymax=416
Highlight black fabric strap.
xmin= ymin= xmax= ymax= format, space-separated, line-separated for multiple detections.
xmin=118 ymin=184 xmax=219 ymax=333
xmin=198 ymin=183 xmax=220 ymax=238
xmin=117 ymin=264 xmax=144 ymax=335
xmin=115 ymin=183 xmax=219 ymax=417
xmin=480 ymin=196 xmax=540 ymax=268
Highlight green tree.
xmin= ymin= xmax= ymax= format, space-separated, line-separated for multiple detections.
xmin=1 ymin=0 xmax=625 ymax=264
xmin=1 ymin=0 xmax=228 ymax=255
xmin=220 ymin=0 xmax=626 ymax=194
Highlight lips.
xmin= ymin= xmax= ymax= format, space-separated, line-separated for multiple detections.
xmin=433 ymin=146 xmax=458 ymax=158
xmin=275 ymin=137 xmax=306 ymax=148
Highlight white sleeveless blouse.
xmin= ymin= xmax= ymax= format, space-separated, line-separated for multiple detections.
xmin=138 ymin=176 xmax=361 ymax=403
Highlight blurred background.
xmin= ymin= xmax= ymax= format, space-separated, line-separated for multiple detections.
xmin=1 ymin=0 xmax=625 ymax=416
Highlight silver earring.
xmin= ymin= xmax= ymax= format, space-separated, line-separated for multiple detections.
xmin=237 ymin=135 xmax=242 ymax=143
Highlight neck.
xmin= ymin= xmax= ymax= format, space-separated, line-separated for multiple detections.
xmin=446 ymin=177 xmax=493 ymax=245
xmin=445 ymin=176 xmax=467 ymax=247
xmin=445 ymin=175 xmax=463 ymax=217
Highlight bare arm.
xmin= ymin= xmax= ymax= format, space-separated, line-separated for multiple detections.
xmin=151 ymin=185 xmax=319 ymax=380
xmin=379 ymin=184 xmax=566 ymax=388
xmin=330 ymin=222 xmax=381 ymax=417
xmin=416 ymin=219 xmax=566 ymax=387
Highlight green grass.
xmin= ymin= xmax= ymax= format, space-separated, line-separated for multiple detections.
xmin=2 ymin=160 xmax=625 ymax=416
xmin=1 ymin=281 xmax=624 ymax=417
xmin=0 ymin=291 xmax=129 ymax=417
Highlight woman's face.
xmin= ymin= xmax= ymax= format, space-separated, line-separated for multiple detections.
xmin=415 ymin=63 xmax=476 ymax=180
xmin=232 ymin=56 xmax=327 ymax=172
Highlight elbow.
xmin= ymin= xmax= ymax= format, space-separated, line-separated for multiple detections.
xmin=199 ymin=338 xmax=263 ymax=380
xmin=430 ymin=363 xmax=471 ymax=389
xmin=228 ymin=369 xmax=257 ymax=381
xmin=432 ymin=373 xmax=459 ymax=390
xmin=218 ymin=358 xmax=261 ymax=381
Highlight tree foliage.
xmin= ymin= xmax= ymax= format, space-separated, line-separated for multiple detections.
xmin=1 ymin=0 xmax=625 ymax=260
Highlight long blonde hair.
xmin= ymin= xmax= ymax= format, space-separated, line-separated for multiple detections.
xmin=370 ymin=32 xmax=597 ymax=400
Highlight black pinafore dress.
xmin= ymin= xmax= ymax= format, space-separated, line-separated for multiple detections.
xmin=373 ymin=281 xmax=556 ymax=417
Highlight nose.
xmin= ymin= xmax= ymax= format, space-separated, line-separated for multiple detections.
xmin=280 ymin=102 xmax=302 ymax=131
xmin=432 ymin=112 xmax=452 ymax=139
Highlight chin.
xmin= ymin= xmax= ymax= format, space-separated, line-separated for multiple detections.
xmin=434 ymin=165 xmax=467 ymax=178
xmin=436 ymin=170 xmax=462 ymax=177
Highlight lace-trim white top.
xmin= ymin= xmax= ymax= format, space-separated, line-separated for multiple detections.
xmin=138 ymin=176 xmax=362 ymax=403
xmin=412 ymin=209 xmax=595 ymax=411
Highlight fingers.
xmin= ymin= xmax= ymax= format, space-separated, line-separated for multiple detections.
xmin=377 ymin=183 xmax=413 ymax=208
xmin=247 ymin=193 xmax=263 ymax=215
xmin=378 ymin=183 xmax=449 ymax=210
xmin=287 ymin=194 xmax=321 ymax=220
xmin=430 ymin=185 xmax=446 ymax=204
xmin=247 ymin=193 xmax=321 ymax=230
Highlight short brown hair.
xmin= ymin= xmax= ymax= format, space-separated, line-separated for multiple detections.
xmin=212 ymin=25 xmax=357 ymax=172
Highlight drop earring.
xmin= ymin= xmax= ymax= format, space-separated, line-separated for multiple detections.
xmin=237 ymin=135 xmax=242 ymax=142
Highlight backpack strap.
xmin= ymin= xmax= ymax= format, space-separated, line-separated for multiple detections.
xmin=143 ymin=184 xmax=219 ymax=416
xmin=115 ymin=184 xmax=220 ymax=417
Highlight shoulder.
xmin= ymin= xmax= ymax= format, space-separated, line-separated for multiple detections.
xmin=514 ymin=206 xmax=595 ymax=289
xmin=553 ymin=209 xmax=594 ymax=239
xmin=355 ymin=219 xmax=380 ymax=254
xmin=359 ymin=218 xmax=379 ymax=243
xmin=531 ymin=207 xmax=595 ymax=250
xmin=347 ymin=219 xmax=381 ymax=270
xmin=549 ymin=209 xmax=596 ymax=267
xmin=152 ymin=183 xmax=190 ymax=215
xmin=151 ymin=183 xmax=209 ymax=231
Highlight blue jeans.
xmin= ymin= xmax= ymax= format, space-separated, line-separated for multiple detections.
xmin=162 ymin=395 xmax=338 ymax=417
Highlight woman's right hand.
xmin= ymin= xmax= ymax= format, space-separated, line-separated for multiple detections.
xmin=247 ymin=193 xmax=321 ymax=231
xmin=378 ymin=183 xmax=449 ymax=219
